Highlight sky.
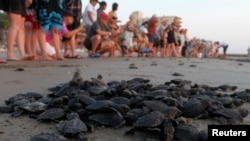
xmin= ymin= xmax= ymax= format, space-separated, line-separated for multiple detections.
xmin=82 ymin=0 xmax=250 ymax=54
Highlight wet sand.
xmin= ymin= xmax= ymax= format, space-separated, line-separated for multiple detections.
xmin=0 ymin=55 xmax=250 ymax=141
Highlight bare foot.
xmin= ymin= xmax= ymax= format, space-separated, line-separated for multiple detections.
xmin=21 ymin=55 xmax=35 ymax=61
xmin=6 ymin=56 xmax=19 ymax=61
xmin=57 ymin=56 xmax=65 ymax=60
xmin=0 ymin=58 xmax=7 ymax=63
xmin=39 ymin=55 xmax=54 ymax=61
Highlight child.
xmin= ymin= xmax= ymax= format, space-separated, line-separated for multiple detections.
xmin=120 ymin=38 xmax=128 ymax=57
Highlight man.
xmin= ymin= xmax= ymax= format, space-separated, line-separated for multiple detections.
xmin=215 ymin=41 xmax=229 ymax=59
xmin=83 ymin=0 xmax=98 ymax=33
xmin=84 ymin=12 xmax=115 ymax=58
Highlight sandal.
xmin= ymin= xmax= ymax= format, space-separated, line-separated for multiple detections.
xmin=67 ymin=54 xmax=83 ymax=59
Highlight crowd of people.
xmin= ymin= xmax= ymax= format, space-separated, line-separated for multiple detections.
xmin=0 ymin=0 xmax=229 ymax=64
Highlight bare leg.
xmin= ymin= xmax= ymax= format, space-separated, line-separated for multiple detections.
xmin=31 ymin=29 xmax=39 ymax=59
xmin=91 ymin=35 xmax=101 ymax=54
xmin=6 ymin=13 xmax=20 ymax=60
xmin=37 ymin=29 xmax=53 ymax=60
xmin=17 ymin=16 xmax=26 ymax=58
xmin=70 ymin=35 xmax=77 ymax=56
xmin=25 ymin=26 xmax=32 ymax=55
xmin=64 ymin=40 xmax=70 ymax=57
xmin=51 ymin=27 xmax=64 ymax=60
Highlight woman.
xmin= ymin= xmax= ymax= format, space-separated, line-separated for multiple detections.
xmin=124 ymin=15 xmax=136 ymax=49
xmin=2 ymin=0 xmax=33 ymax=61
xmin=167 ymin=24 xmax=179 ymax=57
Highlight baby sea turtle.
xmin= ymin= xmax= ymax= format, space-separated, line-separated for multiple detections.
xmin=88 ymin=107 xmax=124 ymax=128
xmin=232 ymin=90 xmax=250 ymax=102
xmin=57 ymin=113 xmax=88 ymax=139
xmin=211 ymin=108 xmax=249 ymax=124
xmin=150 ymin=61 xmax=157 ymax=66
xmin=218 ymin=84 xmax=237 ymax=92
xmin=125 ymin=111 xmax=165 ymax=135
xmin=172 ymin=72 xmax=184 ymax=77
xmin=30 ymin=133 xmax=67 ymax=141
xmin=125 ymin=108 xmax=147 ymax=125
xmin=182 ymin=98 xmax=212 ymax=118
xmin=129 ymin=63 xmax=138 ymax=69
xmin=38 ymin=108 xmax=65 ymax=121
xmin=174 ymin=124 xmax=206 ymax=141
xmin=76 ymin=94 xmax=96 ymax=107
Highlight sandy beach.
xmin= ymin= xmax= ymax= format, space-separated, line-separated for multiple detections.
xmin=0 ymin=54 xmax=250 ymax=141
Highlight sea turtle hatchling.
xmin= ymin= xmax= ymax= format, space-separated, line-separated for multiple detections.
xmin=57 ymin=113 xmax=88 ymax=139
xmin=30 ymin=133 xmax=68 ymax=141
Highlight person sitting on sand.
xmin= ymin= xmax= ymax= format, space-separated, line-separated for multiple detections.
xmin=138 ymin=27 xmax=153 ymax=57
xmin=84 ymin=12 xmax=116 ymax=58
xmin=127 ymin=35 xmax=140 ymax=57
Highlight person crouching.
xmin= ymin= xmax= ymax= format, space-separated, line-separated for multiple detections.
xmin=84 ymin=12 xmax=115 ymax=58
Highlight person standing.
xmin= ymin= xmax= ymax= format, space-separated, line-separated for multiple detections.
xmin=124 ymin=15 xmax=136 ymax=49
xmin=147 ymin=15 xmax=159 ymax=57
xmin=24 ymin=3 xmax=40 ymax=60
xmin=35 ymin=0 xmax=65 ymax=60
xmin=83 ymin=0 xmax=98 ymax=33
xmin=63 ymin=0 xmax=83 ymax=58
xmin=97 ymin=1 xmax=107 ymax=16
xmin=1 ymin=0 xmax=33 ymax=61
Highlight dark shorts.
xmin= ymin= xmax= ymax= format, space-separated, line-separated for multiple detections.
xmin=35 ymin=0 xmax=64 ymax=32
xmin=2 ymin=0 xmax=26 ymax=17
xmin=84 ymin=38 xmax=92 ymax=50
xmin=160 ymin=39 xmax=164 ymax=48
xmin=147 ymin=34 xmax=157 ymax=43
xmin=222 ymin=45 xmax=228 ymax=53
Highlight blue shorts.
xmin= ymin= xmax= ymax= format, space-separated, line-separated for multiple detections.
xmin=141 ymin=47 xmax=150 ymax=53
xmin=35 ymin=0 xmax=64 ymax=32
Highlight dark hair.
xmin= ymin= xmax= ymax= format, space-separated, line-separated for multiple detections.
xmin=99 ymin=1 xmax=107 ymax=6
xmin=121 ymin=38 xmax=126 ymax=42
xmin=112 ymin=2 xmax=118 ymax=11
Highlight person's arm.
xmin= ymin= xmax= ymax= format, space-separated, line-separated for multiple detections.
xmin=96 ymin=29 xmax=110 ymax=37
xmin=63 ymin=24 xmax=84 ymax=38
xmin=87 ymin=11 xmax=94 ymax=23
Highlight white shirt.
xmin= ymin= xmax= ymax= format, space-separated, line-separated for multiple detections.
xmin=83 ymin=4 xmax=97 ymax=26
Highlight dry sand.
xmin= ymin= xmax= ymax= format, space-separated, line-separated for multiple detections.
xmin=0 ymin=55 xmax=250 ymax=141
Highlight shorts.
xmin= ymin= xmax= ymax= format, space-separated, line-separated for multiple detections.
xmin=222 ymin=45 xmax=228 ymax=53
xmin=124 ymin=31 xmax=134 ymax=48
xmin=84 ymin=38 xmax=92 ymax=50
xmin=25 ymin=15 xmax=40 ymax=30
xmin=141 ymin=47 xmax=150 ymax=53
xmin=160 ymin=39 xmax=164 ymax=48
xmin=35 ymin=0 xmax=64 ymax=32
xmin=36 ymin=42 xmax=56 ymax=56
xmin=2 ymin=0 xmax=26 ymax=17
xmin=147 ymin=34 xmax=157 ymax=43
